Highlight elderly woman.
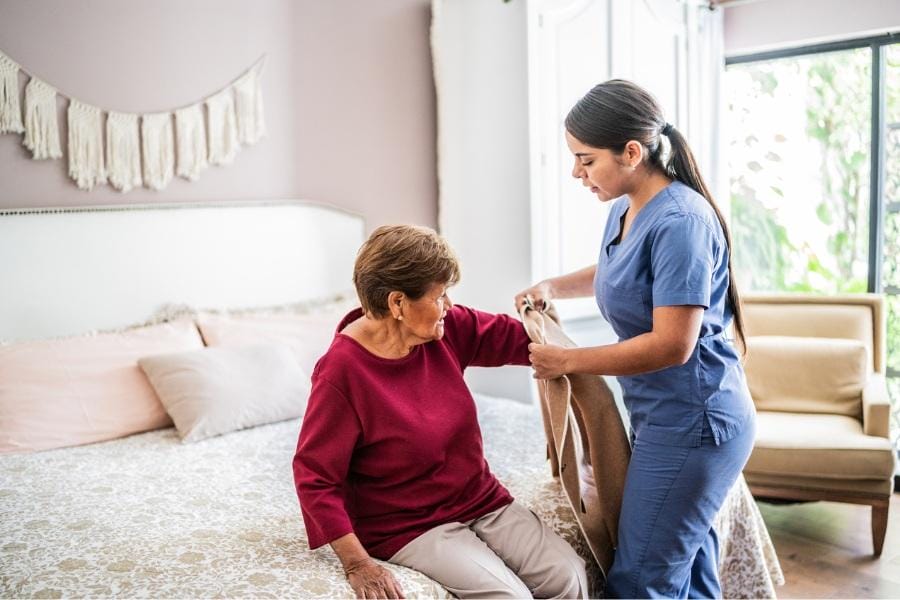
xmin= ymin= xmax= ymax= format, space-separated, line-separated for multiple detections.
xmin=293 ymin=225 xmax=587 ymax=600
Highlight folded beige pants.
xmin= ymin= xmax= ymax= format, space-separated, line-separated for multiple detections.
xmin=389 ymin=501 xmax=588 ymax=599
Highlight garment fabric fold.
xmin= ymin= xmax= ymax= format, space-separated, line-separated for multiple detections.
xmin=519 ymin=301 xmax=631 ymax=580
xmin=23 ymin=78 xmax=62 ymax=160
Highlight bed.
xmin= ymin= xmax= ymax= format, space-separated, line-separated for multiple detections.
xmin=0 ymin=202 xmax=783 ymax=598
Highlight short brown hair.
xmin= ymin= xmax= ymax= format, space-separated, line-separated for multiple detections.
xmin=353 ymin=225 xmax=461 ymax=318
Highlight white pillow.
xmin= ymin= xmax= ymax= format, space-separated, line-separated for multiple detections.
xmin=138 ymin=344 xmax=309 ymax=443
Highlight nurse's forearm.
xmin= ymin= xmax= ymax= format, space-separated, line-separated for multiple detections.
xmin=565 ymin=332 xmax=689 ymax=376
xmin=546 ymin=265 xmax=597 ymax=299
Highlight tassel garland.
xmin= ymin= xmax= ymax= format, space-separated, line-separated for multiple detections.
xmin=1 ymin=49 xmax=265 ymax=191
xmin=175 ymin=104 xmax=208 ymax=181
xmin=67 ymin=100 xmax=106 ymax=190
xmin=206 ymin=88 xmax=239 ymax=166
xmin=0 ymin=51 xmax=24 ymax=134
xmin=106 ymin=112 xmax=142 ymax=192
xmin=234 ymin=65 xmax=266 ymax=145
xmin=23 ymin=78 xmax=62 ymax=160
xmin=141 ymin=113 xmax=175 ymax=191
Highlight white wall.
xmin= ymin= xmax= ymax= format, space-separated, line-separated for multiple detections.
xmin=433 ymin=0 xmax=726 ymax=401
xmin=724 ymin=0 xmax=900 ymax=56
xmin=432 ymin=0 xmax=535 ymax=400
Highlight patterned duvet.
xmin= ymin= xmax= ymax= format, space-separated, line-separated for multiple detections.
xmin=0 ymin=394 xmax=782 ymax=598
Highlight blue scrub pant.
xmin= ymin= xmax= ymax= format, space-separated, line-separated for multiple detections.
xmin=604 ymin=419 xmax=756 ymax=599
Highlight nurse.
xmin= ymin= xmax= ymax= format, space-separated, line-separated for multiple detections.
xmin=515 ymin=79 xmax=756 ymax=599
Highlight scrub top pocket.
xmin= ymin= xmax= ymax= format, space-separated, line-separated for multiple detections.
xmin=601 ymin=281 xmax=651 ymax=337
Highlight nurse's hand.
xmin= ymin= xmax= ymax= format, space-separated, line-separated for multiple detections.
xmin=515 ymin=281 xmax=553 ymax=313
xmin=529 ymin=342 xmax=570 ymax=379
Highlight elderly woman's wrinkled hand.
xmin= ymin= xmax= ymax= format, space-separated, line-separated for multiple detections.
xmin=345 ymin=558 xmax=405 ymax=599
xmin=514 ymin=281 xmax=553 ymax=313
xmin=529 ymin=342 xmax=571 ymax=380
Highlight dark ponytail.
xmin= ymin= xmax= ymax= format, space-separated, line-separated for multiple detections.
xmin=565 ymin=79 xmax=746 ymax=353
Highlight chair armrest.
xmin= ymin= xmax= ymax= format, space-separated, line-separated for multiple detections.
xmin=862 ymin=373 xmax=892 ymax=439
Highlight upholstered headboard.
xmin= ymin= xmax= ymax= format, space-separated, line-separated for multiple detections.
xmin=0 ymin=201 xmax=366 ymax=342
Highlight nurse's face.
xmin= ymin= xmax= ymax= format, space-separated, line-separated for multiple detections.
xmin=566 ymin=131 xmax=634 ymax=202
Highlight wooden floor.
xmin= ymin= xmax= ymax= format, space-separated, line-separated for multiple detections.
xmin=757 ymin=492 xmax=900 ymax=598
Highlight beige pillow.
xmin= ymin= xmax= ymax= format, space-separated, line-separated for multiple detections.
xmin=744 ymin=335 xmax=868 ymax=418
xmin=196 ymin=312 xmax=342 ymax=376
xmin=0 ymin=319 xmax=204 ymax=454
xmin=138 ymin=344 xmax=309 ymax=443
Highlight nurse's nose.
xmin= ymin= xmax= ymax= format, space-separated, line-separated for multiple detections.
xmin=571 ymin=160 xmax=584 ymax=179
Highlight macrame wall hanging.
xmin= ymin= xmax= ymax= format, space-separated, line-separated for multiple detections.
xmin=0 ymin=49 xmax=266 ymax=192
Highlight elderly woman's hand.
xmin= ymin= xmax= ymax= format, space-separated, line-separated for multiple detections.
xmin=345 ymin=557 xmax=405 ymax=599
xmin=515 ymin=280 xmax=553 ymax=313
xmin=529 ymin=342 xmax=572 ymax=380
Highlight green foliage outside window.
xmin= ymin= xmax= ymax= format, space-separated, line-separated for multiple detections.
xmin=728 ymin=49 xmax=870 ymax=294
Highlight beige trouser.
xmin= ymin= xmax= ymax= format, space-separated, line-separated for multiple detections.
xmin=389 ymin=501 xmax=588 ymax=599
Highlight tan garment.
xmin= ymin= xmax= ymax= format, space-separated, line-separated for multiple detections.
xmin=389 ymin=501 xmax=587 ymax=599
xmin=519 ymin=301 xmax=631 ymax=577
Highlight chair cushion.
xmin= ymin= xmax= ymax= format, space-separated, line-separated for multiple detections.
xmin=745 ymin=336 xmax=867 ymax=418
xmin=742 ymin=301 xmax=874 ymax=372
xmin=745 ymin=411 xmax=896 ymax=481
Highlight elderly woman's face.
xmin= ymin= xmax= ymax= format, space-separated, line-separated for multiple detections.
xmin=402 ymin=282 xmax=454 ymax=342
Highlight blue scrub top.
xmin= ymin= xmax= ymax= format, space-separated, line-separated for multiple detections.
xmin=594 ymin=181 xmax=754 ymax=447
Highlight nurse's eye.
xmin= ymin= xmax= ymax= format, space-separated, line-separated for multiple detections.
xmin=581 ymin=160 xmax=593 ymax=166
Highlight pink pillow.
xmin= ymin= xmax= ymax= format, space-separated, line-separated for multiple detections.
xmin=0 ymin=319 xmax=204 ymax=454
xmin=196 ymin=312 xmax=341 ymax=376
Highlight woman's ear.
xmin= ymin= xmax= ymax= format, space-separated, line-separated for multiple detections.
xmin=387 ymin=291 xmax=405 ymax=320
xmin=624 ymin=140 xmax=644 ymax=168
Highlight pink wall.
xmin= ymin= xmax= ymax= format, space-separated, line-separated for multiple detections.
xmin=0 ymin=0 xmax=437 ymax=229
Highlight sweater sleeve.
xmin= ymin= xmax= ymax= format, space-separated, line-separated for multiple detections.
xmin=292 ymin=376 xmax=361 ymax=550
xmin=442 ymin=304 xmax=531 ymax=369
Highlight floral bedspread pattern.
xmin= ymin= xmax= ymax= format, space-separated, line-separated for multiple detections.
xmin=0 ymin=394 xmax=782 ymax=598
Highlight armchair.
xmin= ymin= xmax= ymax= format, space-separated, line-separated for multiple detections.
xmin=741 ymin=293 xmax=896 ymax=556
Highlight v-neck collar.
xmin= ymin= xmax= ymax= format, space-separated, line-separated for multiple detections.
xmin=606 ymin=183 xmax=675 ymax=256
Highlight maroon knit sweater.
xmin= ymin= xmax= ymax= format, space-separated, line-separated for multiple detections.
xmin=292 ymin=304 xmax=531 ymax=559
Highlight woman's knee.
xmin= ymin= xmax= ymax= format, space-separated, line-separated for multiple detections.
xmin=544 ymin=566 xmax=587 ymax=599
xmin=533 ymin=546 xmax=588 ymax=599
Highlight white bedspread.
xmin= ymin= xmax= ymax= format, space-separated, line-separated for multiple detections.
xmin=0 ymin=394 xmax=782 ymax=598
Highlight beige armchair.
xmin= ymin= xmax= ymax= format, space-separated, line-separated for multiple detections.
xmin=741 ymin=293 xmax=896 ymax=556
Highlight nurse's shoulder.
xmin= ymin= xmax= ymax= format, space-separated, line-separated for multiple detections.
xmin=655 ymin=181 xmax=721 ymax=234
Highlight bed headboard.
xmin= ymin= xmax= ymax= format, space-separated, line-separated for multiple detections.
xmin=0 ymin=201 xmax=366 ymax=342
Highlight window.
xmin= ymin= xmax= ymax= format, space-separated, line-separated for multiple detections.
xmin=725 ymin=34 xmax=900 ymax=434
xmin=726 ymin=49 xmax=871 ymax=293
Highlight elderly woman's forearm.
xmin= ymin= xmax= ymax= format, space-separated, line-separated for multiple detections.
xmin=331 ymin=533 xmax=372 ymax=571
